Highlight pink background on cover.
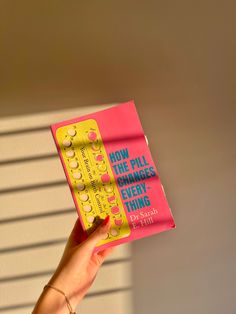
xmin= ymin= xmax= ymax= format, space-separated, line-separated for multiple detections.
xmin=51 ymin=100 xmax=175 ymax=251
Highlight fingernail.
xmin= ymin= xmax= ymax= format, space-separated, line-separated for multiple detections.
xmin=101 ymin=215 xmax=110 ymax=226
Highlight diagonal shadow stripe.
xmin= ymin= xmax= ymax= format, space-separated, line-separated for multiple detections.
xmin=86 ymin=286 xmax=132 ymax=298
xmin=0 ymin=238 xmax=67 ymax=254
xmin=0 ymin=167 xmax=157 ymax=195
xmin=0 ymin=132 xmax=144 ymax=166
xmin=0 ymin=208 xmax=75 ymax=225
xmin=0 ymin=125 xmax=50 ymax=137
xmin=0 ymin=153 xmax=58 ymax=166
xmin=0 ymin=287 xmax=132 ymax=312
xmin=0 ymin=258 xmax=131 ymax=283
xmin=0 ymin=215 xmax=173 ymax=255
xmin=0 ymin=180 xmax=67 ymax=195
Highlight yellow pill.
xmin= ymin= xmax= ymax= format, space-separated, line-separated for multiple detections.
xmin=62 ymin=139 xmax=71 ymax=147
xmin=80 ymin=194 xmax=89 ymax=202
xmin=87 ymin=215 xmax=95 ymax=223
xmin=110 ymin=228 xmax=119 ymax=237
xmin=104 ymin=185 xmax=113 ymax=193
xmin=77 ymin=182 xmax=85 ymax=191
xmin=83 ymin=205 xmax=92 ymax=212
xmin=91 ymin=142 xmax=100 ymax=151
xmin=67 ymin=128 xmax=76 ymax=136
xmin=73 ymin=172 xmax=82 ymax=179
xmin=98 ymin=164 xmax=107 ymax=172
xmin=102 ymin=233 xmax=109 ymax=240
xmin=69 ymin=161 xmax=78 ymax=169
xmin=66 ymin=150 xmax=75 ymax=158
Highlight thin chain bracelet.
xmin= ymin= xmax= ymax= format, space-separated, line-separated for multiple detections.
xmin=44 ymin=284 xmax=76 ymax=314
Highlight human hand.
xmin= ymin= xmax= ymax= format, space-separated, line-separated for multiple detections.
xmin=33 ymin=215 xmax=114 ymax=313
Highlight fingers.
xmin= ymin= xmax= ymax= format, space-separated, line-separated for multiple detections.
xmin=97 ymin=247 xmax=115 ymax=260
xmin=83 ymin=215 xmax=111 ymax=251
xmin=68 ymin=218 xmax=86 ymax=245
xmin=91 ymin=247 xmax=115 ymax=267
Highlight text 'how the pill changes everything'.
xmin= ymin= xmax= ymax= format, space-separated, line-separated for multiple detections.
xmin=109 ymin=148 xmax=157 ymax=213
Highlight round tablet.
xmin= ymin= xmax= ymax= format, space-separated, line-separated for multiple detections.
xmin=62 ymin=139 xmax=71 ymax=147
xmin=67 ymin=129 xmax=76 ymax=136
xmin=95 ymin=154 xmax=103 ymax=161
xmin=87 ymin=215 xmax=95 ymax=223
xmin=102 ymin=233 xmax=109 ymax=240
xmin=101 ymin=174 xmax=110 ymax=183
xmin=88 ymin=131 xmax=97 ymax=141
xmin=108 ymin=195 xmax=116 ymax=203
xmin=69 ymin=161 xmax=78 ymax=169
xmin=110 ymin=228 xmax=119 ymax=237
xmin=83 ymin=205 xmax=92 ymax=212
xmin=73 ymin=172 xmax=82 ymax=179
xmin=98 ymin=164 xmax=107 ymax=172
xmin=80 ymin=193 xmax=89 ymax=202
xmin=66 ymin=150 xmax=75 ymax=158
xmin=77 ymin=182 xmax=85 ymax=191
xmin=115 ymin=218 xmax=123 ymax=226
xmin=104 ymin=185 xmax=113 ymax=193
xmin=111 ymin=206 xmax=120 ymax=215
xmin=91 ymin=142 xmax=100 ymax=151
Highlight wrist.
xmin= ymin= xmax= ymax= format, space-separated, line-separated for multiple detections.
xmin=33 ymin=286 xmax=69 ymax=314
xmin=49 ymin=271 xmax=83 ymax=310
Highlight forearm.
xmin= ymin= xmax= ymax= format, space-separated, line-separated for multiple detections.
xmin=32 ymin=217 xmax=111 ymax=313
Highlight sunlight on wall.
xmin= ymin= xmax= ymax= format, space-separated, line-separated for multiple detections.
xmin=0 ymin=105 xmax=133 ymax=314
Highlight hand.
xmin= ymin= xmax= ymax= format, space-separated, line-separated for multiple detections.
xmin=33 ymin=215 xmax=114 ymax=313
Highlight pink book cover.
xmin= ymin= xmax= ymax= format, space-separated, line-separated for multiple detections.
xmin=51 ymin=100 xmax=175 ymax=251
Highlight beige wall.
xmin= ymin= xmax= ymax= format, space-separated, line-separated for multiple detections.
xmin=0 ymin=106 xmax=133 ymax=314
xmin=0 ymin=1 xmax=236 ymax=314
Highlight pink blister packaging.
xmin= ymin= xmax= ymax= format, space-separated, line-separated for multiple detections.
xmin=51 ymin=100 xmax=175 ymax=251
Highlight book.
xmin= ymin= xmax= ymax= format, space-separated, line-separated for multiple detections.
xmin=51 ymin=100 xmax=175 ymax=251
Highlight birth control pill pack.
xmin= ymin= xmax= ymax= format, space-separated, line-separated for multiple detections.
xmin=51 ymin=101 xmax=175 ymax=251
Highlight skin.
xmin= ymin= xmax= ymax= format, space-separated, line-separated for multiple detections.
xmin=33 ymin=215 xmax=113 ymax=314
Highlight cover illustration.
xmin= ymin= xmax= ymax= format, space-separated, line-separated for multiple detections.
xmin=51 ymin=100 xmax=175 ymax=251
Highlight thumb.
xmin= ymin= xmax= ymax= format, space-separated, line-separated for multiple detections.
xmin=84 ymin=215 xmax=111 ymax=250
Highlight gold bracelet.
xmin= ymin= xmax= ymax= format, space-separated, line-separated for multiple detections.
xmin=44 ymin=284 xmax=76 ymax=314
